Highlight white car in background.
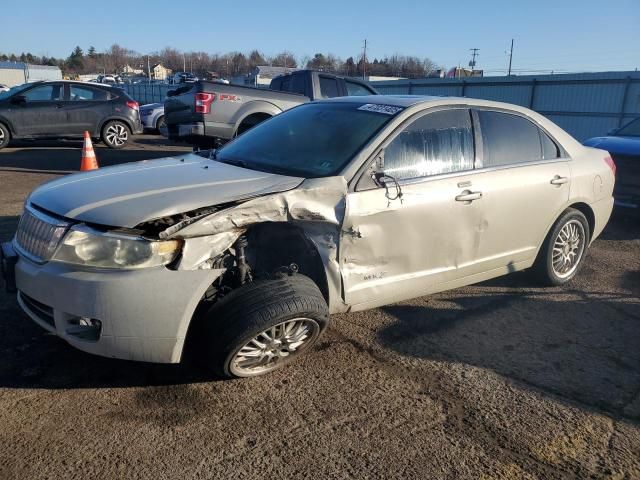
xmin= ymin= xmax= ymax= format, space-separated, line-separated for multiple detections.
xmin=139 ymin=103 xmax=165 ymax=133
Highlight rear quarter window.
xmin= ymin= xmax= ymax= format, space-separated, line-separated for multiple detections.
xmin=478 ymin=110 xmax=543 ymax=167
xmin=541 ymin=130 xmax=561 ymax=159
xmin=345 ymin=81 xmax=373 ymax=96
xmin=319 ymin=76 xmax=340 ymax=98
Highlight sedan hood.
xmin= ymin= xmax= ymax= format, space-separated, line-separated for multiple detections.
xmin=29 ymin=153 xmax=303 ymax=228
xmin=583 ymin=136 xmax=640 ymax=156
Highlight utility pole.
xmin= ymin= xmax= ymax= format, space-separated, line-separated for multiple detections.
xmin=147 ymin=55 xmax=151 ymax=83
xmin=469 ymin=48 xmax=479 ymax=70
xmin=507 ymin=39 xmax=514 ymax=76
xmin=362 ymin=39 xmax=367 ymax=80
xmin=183 ymin=53 xmax=186 ymax=73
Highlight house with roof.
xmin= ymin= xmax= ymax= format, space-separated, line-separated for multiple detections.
xmin=150 ymin=63 xmax=172 ymax=81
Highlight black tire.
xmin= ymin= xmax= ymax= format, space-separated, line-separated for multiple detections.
xmin=0 ymin=123 xmax=10 ymax=149
xmin=531 ymin=208 xmax=590 ymax=286
xmin=155 ymin=115 xmax=165 ymax=132
xmin=201 ymin=274 xmax=329 ymax=378
xmin=101 ymin=120 xmax=130 ymax=149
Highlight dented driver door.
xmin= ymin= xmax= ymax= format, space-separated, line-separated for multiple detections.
xmin=340 ymin=108 xmax=484 ymax=310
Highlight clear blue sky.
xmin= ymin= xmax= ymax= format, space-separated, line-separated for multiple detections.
xmin=2 ymin=0 xmax=639 ymax=74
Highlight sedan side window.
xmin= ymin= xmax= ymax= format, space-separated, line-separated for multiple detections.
xmin=383 ymin=109 xmax=475 ymax=181
xmin=23 ymin=84 xmax=64 ymax=102
xmin=478 ymin=110 xmax=544 ymax=167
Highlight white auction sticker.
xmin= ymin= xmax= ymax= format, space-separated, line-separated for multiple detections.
xmin=357 ymin=104 xmax=404 ymax=115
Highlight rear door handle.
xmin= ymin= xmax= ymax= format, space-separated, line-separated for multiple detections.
xmin=550 ymin=175 xmax=569 ymax=186
xmin=455 ymin=190 xmax=483 ymax=202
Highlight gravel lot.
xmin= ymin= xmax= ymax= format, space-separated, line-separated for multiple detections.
xmin=0 ymin=136 xmax=639 ymax=479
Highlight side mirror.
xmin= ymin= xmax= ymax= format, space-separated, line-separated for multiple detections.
xmin=370 ymin=149 xmax=386 ymax=186
xmin=10 ymin=95 xmax=26 ymax=105
xmin=373 ymin=171 xmax=388 ymax=186
xmin=606 ymin=127 xmax=618 ymax=136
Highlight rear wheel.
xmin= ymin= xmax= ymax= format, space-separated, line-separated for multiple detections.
xmin=102 ymin=120 xmax=130 ymax=149
xmin=0 ymin=123 xmax=10 ymax=149
xmin=532 ymin=208 xmax=590 ymax=286
xmin=155 ymin=115 xmax=166 ymax=133
xmin=200 ymin=274 xmax=329 ymax=378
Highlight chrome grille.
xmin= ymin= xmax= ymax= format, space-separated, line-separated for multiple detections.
xmin=14 ymin=207 xmax=69 ymax=263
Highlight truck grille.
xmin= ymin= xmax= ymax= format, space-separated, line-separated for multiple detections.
xmin=14 ymin=207 xmax=70 ymax=263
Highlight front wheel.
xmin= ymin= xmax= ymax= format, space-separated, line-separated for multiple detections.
xmin=0 ymin=123 xmax=10 ymax=149
xmin=102 ymin=120 xmax=130 ymax=149
xmin=201 ymin=274 xmax=329 ymax=378
xmin=532 ymin=208 xmax=590 ymax=286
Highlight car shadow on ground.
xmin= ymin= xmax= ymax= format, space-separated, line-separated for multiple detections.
xmin=377 ymin=277 xmax=640 ymax=422
xmin=600 ymin=209 xmax=640 ymax=240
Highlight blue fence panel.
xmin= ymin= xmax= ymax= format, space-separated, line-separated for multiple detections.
xmin=117 ymin=83 xmax=175 ymax=105
xmin=371 ymin=71 xmax=640 ymax=141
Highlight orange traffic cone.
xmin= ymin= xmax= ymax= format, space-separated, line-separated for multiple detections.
xmin=80 ymin=131 xmax=99 ymax=171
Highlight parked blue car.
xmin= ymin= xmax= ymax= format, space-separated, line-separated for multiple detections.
xmin=584 ymin=117 xmax=640 ymax=210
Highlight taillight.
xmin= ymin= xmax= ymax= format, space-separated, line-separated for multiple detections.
xmin=126 ymin=100 xmax=139 ymax=111
xmin=195 ymin=93 xmax=215 ymax=114
xmin=604 ymin=155 xmax=616 ymax=176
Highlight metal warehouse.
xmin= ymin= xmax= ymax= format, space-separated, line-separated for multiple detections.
xmin=0 ymin=62 xmax=62 ymax=87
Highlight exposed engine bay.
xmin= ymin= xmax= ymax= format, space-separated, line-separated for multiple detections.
xmin=133 ymin=176 xmax=348 ymax=312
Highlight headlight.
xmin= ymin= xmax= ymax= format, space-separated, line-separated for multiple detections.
xmin=52 ymin=226 xmax=182 ymax=269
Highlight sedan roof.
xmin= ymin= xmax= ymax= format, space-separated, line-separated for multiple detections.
xmin=320 ymin=95 xmax=445 ymax=107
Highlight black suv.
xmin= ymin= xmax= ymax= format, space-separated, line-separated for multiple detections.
xmin=0 ymin=81 xmax=143 ymax=149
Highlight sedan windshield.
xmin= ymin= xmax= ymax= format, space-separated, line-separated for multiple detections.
xmin=616 ymin=118 xmax=640 ymax=137
xmin=214 ymin=102 xmax=397 ymax=177
xmin=0 ymin=83 xmax=31 ymax=101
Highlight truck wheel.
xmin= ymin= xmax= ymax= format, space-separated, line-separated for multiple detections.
xmin=201 ymin=274 xmax=329 ymax=378
xmin=0 ymin=123 xmax=10 ymax=149
xmin=102 ymin=120 xmax=130 ymax=149
xmin=531 ymin=208 xmax=590 ymax=286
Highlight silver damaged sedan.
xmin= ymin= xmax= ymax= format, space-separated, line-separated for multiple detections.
xmin=1 ymin=96 xmax=615 ymax=378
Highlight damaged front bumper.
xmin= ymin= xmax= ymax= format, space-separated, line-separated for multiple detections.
xmin=14 ymin=254 xmax=222 ymax=363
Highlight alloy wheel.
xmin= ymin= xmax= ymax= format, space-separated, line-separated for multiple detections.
xmin=552 ymin=219 xmax=586 ymax=279
xmin=230 ymin=318 xmax=320 ymax=376
xmin=105 ymin=123 xmax=128 ymax=147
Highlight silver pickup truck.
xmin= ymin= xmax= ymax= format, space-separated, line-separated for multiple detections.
xmin=164 ymin=69 xmax=377 ymax=146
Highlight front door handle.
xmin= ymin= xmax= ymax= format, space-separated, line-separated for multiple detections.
xmin=55 ymin=103 xmax=64 ymax=109
xmin=550 ymin=175 xmax=569 ymax=186
xmin=455 ymin=190 xmax=483 ymax=203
